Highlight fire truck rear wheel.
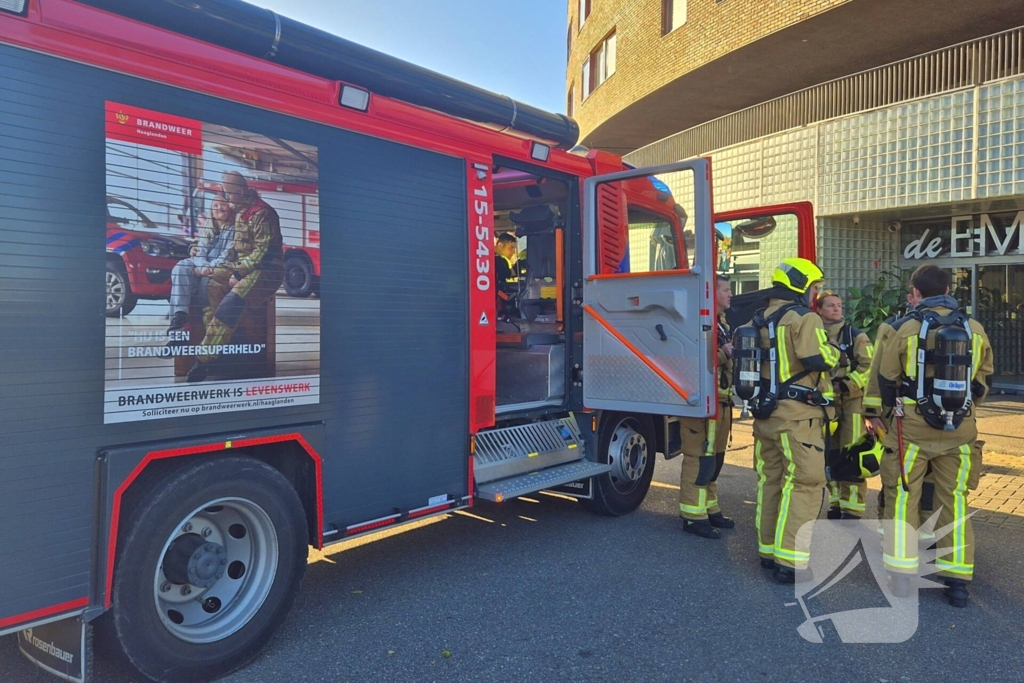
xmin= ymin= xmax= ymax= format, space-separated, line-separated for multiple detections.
xmin=583 ymin=413 xmax=656 ymax=516
xmin=109 ymin=456 xmax=308 ymax=683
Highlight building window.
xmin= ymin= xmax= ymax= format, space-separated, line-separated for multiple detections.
xmin=567 ymin=84 xmax=574 ymax=117
xmin=578 ymin=0 xmax=591 ymax=31
xmin=663 ymin=0 xmax=686 ymax=34
xmin=581 ymin=57 xmax=591 ymax=99
xmin=583 ymin=31 xmax=616 ymax=99
xmin=567 ymin=24 xmax=573 ymax=59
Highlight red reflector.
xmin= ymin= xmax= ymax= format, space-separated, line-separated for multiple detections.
xmin=408 ymin=503 xmax=452 ymax=519
xmin=345 ymin=517 xmax=397 ymax=536
xmin=700 ymin=309 xmax=711 ymax=316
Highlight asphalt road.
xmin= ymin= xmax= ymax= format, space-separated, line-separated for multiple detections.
xmin=4 ymin=448 xmax=1024 ymax=683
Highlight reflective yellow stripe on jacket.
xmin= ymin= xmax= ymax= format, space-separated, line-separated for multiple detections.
xmin=905 ymin=335 xmax=919 ymax=378
xmin=971 ymin=333 xmax=984 ymax=380
xmin=777 ymin=325 xmax=791 ymax=382
xmin=817 ymin=327 xmax=840 ymax=367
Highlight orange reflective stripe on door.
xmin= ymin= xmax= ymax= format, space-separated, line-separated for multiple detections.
xmin=583 ymin=304 xmax=690 ymax=401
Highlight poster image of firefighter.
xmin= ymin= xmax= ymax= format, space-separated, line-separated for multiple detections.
xmin=103 ymin=102 xmax=321 ymax=424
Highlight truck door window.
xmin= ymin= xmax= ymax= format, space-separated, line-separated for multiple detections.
xmin=627 ymin=206 xmax=680 ymax=273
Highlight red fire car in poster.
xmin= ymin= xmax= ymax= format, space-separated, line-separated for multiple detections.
xmin=105 ymin=195 xmax=190 ymax=317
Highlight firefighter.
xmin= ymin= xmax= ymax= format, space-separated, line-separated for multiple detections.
xmin=186 ymin=171 xmax=285 ymax=383
xmin=816 ymin=291 xmax=874 ymax=520
xmin=865 ymin=286 xmax=922 ymax=519
xmin=494 ymin=232 xmax=524 ymax=319
xmin=734 ymin=258 xmax=839 ymax=583
xmin=679 ymin=274 xmax=736 ymax=538
xmin=167 ymin=193 xmax=236 ymax=335
xmin=865 ymin=264 xmax=993 ymax=608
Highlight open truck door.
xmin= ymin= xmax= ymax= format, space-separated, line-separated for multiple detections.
xmin=582 ymin=159 xmax=717 ymax=418
xmin=715 ymin=202 xmax=817 ymax=330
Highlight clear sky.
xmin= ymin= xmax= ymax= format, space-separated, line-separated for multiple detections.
xmin=255 ymin=0 xmax=569 ymax=114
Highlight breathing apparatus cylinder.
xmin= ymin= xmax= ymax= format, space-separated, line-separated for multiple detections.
xmin=932 ymin=325 xmax=972 ymax=431
xmin=732 ymin=326 xmax=761 ymax=402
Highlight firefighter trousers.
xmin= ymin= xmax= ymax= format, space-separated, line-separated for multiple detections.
xmin=679 ymin=406 xmax=732 ymax=520
xmin=753 ymin=416 xmax=826 ymax=570
xmin=877 ymin=442 xmax=982 ymax=521
xmin=828 ymin=409 xmax=868 ymax=516
xmin=881 ymin=440 xmax=975 ymax=581
xmin=198 ymin=266 xmax=283 ymax=365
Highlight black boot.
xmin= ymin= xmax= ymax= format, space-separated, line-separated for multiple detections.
xmin=760 ymin=557 xmax=776 ymax=570
xmin=889 ymin=572 xmax=912 ymax=598
xmin=774 ymin=565 xmax=813 ymax=584
xmin=773 ymin=566 xmax=796 ymax=584
xmin=683 ymin=519 xmax=721 ymax=539
xmin=167 ymin=310 xmax=188 ymax=332
xmin=827 ymin=506 xmax=842 ymax=520
xmin=186 ymin=362 xmax=210 ymax=383
xmin=944 ymin=579 xmax=969 ymax=608
xmin=840 ymin=512 xmax=861 ymax=526
xmin=708 ymin=511 xmax=735 ymax=529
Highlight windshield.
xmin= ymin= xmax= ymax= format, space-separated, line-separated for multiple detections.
xmin=107 ymin=200 xmax=156 ymax=231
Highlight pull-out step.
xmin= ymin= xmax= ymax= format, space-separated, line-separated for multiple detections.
xmin=475 ymin=460 xmax=611 ymax=503
xmin=474 ymin=416 xmax=585 ymax=485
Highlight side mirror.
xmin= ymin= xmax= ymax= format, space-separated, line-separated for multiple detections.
xmin=734 ymin=216 xmax=777 ymax=240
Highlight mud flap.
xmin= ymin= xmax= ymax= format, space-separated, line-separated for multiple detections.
xmin=545 ymin=477 xmax=594 ymax=499
xmin=18 ymin=615 xmax=92 ymax=683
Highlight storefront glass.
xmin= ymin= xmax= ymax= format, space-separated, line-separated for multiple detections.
xmin=977 ymin=264 xmax=1024 ymax=382
xmin=900 ymin=211 xmax=1024 ymax=387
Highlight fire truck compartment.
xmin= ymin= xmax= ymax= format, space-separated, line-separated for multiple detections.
xmin=496 ymin=344 xmax=564 ymax=407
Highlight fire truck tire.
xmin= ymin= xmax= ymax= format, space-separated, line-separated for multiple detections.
xmin=105 ymin=260 xmax=138 ymax=317
xmin=283 ymin=254 xmax=316 ymax=298
xmin=108 ymin=456 xmax=308 ymax=683
xmin=582 ymin=413 xmax=656 ymax=516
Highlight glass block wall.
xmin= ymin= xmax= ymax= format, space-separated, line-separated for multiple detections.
xmin=817 ymin=91 xmax=975 ymax=213
xmin=977 ymin=79 xmax=1024 ymax=198
xmin=761 ymin=128 xmax=817 ymax=205
xmin=629 ymin=74 xmax=1024 ymax=292
xmin=817 ymin=217 xmax=899 ymax=296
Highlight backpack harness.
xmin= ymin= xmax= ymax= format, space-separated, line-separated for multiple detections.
xmin=743 ymin=303 xmax=833 ymax=421
xmin=893 ymin=309 xmax=977 ymax=431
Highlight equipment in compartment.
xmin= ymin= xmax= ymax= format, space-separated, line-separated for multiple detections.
xmin=510 ymin=205 xmax=560 ymax=323
xmin=496 ymin=343 xmax=565 ymax=406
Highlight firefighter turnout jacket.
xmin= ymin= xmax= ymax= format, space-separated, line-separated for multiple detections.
xmin=755 ymin=298 xmax=839 ymax=421
xmin=863 ymin=297 xmax=994 ymax=581
xmin=495 ymin=254 xmax=525 ymax=315
xmin=825 ymin=319 xmax=874 ymax=516
xmin=750 ymin=295 xmax=839 ymax=570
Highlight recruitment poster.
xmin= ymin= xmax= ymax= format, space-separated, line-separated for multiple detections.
xmin=103 ymin=102 xmax=321 ymax=424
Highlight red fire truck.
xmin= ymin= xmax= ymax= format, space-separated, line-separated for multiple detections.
xmin=0 ymin=1 xmax=814 ymax=681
